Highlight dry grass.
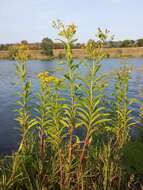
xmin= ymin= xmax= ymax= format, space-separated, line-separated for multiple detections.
xmin=1 ymin=47 xmax=143 ymax=60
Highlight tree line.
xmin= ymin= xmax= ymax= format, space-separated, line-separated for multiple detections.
xmin=1 ymin=37 xmax=143 ymax=52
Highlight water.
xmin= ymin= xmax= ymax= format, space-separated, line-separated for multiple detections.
xmin=0 ymin=58 xmax=143 ymax=154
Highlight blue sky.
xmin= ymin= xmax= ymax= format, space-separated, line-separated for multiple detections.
xmin=0 ymin=0 xmax=143 ymax=43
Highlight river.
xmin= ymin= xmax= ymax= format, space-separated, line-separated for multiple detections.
xmin=0 ymin=58 xmax=143 ymax=154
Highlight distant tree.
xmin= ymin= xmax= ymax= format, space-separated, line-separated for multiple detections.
xmin=0 ymin=44 xmax=10 ymax=51
xmin=120 ymin=40 xmax=135 ymax=47
xmin=21 ymin=40 xmax=28 ymax=45
xmin=41 ymin=37 xmax=54 ymax=56
xmin=54 ymin=42 xmax=64 ymax=49
xmin=74 ymin=43 xmax=82 ymax=49
xmin=136 ymin=39 xmax=143 ymax=47
xmin=106 ymin=41 xmax=122 ymax=48
xmin=0 ymin=44 xmax=5 ymax=51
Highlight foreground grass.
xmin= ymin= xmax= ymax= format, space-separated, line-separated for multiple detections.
xmin=0 ymin=21 xmax=143 ymax=190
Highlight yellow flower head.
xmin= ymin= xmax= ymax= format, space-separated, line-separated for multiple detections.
xmin=85 ymin=40 xmax=97 ymax=59
xmin=37 ymin=71 xmax=61 ymax=85
xmin=37 ymin=71 xmax=49 ymax=79
xmin=14 ymin=44 xmax=29 ymax=63
xmin=52 ymin=20 xmax=76 ymax=40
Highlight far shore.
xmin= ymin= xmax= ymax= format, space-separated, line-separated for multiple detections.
xmin=1 ymin=47 xmax=143 ymax=60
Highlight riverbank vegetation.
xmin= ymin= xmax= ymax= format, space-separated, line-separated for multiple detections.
xmin=1 ymin=26 xmax=143 ymax=60
xmin=0 ymin=21 xmax=143 ymax=190
xmin=2 ymin=47 xmax=143 ymax=60
xmin=1 ymin=35 xmax=143 ymax=51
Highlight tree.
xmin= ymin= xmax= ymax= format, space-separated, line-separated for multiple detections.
xmin=120 ymin=40 xmax=135 ymax=47
xmin=41 ymin=37 xmax=54 ymax=56
xmin=21 ymin=40 xmax=28 ymax=45
xmin=137 ymin=38 xmax=143 ymax=47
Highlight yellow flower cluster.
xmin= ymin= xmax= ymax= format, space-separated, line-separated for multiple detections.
xmin=15 ymin=44 xmax=29 ymax=63
xmin=85 ymin=40 xmax=97 ymax=59
xmin=66 ymin=24 xmax=76 ymax=36
xmin=59 ymin=24 xmax=76 ymax=39
xmin=37 ymin=71 xmax=61 ymax=85
xmin=52 ymin=20 xmax=76 ymax=40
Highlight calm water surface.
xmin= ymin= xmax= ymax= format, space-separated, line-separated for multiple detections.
xmin=0 ymin=58 xmax=143 ymax=154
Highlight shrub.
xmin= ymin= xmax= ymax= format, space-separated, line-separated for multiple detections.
xmin=41 ymin=37 xmax=54 ymax=56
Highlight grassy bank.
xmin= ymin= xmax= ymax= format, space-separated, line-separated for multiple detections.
xmin=54 ymin=47 xmax=143 ymax=58
xmin=1 ymin=47 xmax=143 ymax=60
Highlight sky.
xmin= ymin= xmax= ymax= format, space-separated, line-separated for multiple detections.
xmin=0 ymin=0 xmax=143 ymax=43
